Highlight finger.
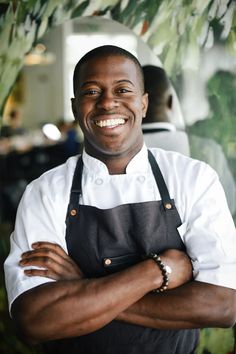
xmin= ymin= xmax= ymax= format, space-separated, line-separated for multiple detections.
xmin=23 ymin=262 xmax=83 ymax=281
xmin=21 ymin=247 xmax=71 ymax=267
xmin=31 ymin=242 xmax=68 ymax=258
xmin=19 ymin=255 xmax=65 ymax=274
xmin=22 ymin=246 xmax=82 ymax=274
xmin=19 ymin=254 xmax=82 ymax=279
xmin=24 ymin=268 xmax=60 ymax=280
xmin=20 ymin=244 xmax=85 ymax=279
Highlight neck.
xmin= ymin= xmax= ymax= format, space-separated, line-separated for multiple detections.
xmin=84 ymin=145 xmax=143 ymax=175
xmin=101 ymin=156 xmax=128 ymax=175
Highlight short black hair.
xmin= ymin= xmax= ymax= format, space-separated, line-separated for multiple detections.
xmin=142 ymin=65 xmax=173 ymax=124
xmin=142 ymin=65 xmax=171 ymax=97
xmin=73 ymin=45 xmax=144 ymax=96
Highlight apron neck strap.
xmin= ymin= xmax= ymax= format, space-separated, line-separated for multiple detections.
xmin=69 ymin=155 xmax=83 ymax=208
xmin=148 ymin=150 xmax=173 ymax=209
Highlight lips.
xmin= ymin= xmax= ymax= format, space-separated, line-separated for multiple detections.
xmin=94 ymin=118 xmax=126 ymax=128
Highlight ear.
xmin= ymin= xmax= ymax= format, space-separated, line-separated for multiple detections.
xmin=142 ymin=93 xmax=148 ymax=118
xmin=167 ymin=94 xmax=173 ymax=109
xmin=71 ymin=98 xmax=78 ymax=120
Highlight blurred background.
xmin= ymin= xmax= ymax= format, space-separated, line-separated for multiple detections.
xmin=0 ymin=1 xmax=236 ymax=353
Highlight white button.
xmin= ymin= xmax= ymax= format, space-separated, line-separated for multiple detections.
xmin=95 ymin=178 xmax=103 ymax=185
xmin=137 ymin=175 xmax=145 ymax=183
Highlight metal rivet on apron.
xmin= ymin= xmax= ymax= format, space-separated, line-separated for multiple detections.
xmin=70 ymin=209 xmax=77 ymax=216
xmin=165 ymin=203 xmax=172 ymax=210
xmin=104 ymin=258 xmax=112 ymax=266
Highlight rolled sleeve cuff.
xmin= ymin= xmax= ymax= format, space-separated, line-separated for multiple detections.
xmin=193 ymin=262 xmax=236 ymax=290
xmin=5 ymin=274 xmax=55 ymax=316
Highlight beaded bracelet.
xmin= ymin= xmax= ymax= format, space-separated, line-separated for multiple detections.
xmin=148 ymin=253 xmax=172 ymax=293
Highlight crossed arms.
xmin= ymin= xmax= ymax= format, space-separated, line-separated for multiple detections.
xmin=12 ymin=242 xmax=236 ymax=345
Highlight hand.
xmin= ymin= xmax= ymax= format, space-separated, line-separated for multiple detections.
xmin=19 ymin=242 xmax=84 ymax=281
xmin=160 ymin=249 xmax=193 ymax=290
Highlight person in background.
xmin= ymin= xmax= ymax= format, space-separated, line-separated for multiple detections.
xmin=57 ymin=119 xmax=83 ymax=158
xmin=4 ymin=45 xmax=236 ymax=354
xmin=0 ymin=109 xmax=25 ymax=138
xmin=142 ymin=64 xmax=236 ymax=216
xmin=142 ymin=65 xmax=190 ymax=156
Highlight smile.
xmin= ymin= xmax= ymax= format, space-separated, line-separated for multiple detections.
xmin=95 ymin=118 xmax=126 ymax=128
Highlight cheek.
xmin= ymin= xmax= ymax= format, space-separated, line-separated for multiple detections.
xmin=77 ymin=103 xmax=92 ymax=124
xmin=132 ymin=100 xmax=146 ymax=118
xmin=78 ymin=101 xmax=90 ymax=114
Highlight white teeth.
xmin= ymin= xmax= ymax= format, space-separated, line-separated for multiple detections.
xmin=95 ymin=118 xmax=125 ymax=128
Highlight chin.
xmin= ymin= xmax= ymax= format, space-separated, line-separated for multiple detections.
xmin=85 ymin=135 xmax=143 ymax=159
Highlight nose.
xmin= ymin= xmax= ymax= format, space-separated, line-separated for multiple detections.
xmin=96 ymin=91 xmax=119 ymax=110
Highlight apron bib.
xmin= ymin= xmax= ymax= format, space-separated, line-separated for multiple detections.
xmin=43 ymin=151 xmax=199 ymax=354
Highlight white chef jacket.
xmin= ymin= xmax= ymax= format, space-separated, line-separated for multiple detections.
xmin=4 ymin=145 xmax=236 ymax=312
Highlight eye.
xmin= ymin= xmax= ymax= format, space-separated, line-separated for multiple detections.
xmin=79 ymin=87 xmax=101 ymax=98
xmin=116 ymin=88 xmax=132 ymax=94
xmin=83 ymin=89 xmax=100 ymax=96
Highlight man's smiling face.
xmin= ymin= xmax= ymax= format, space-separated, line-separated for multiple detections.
xmin=72 ymin=54 xmax=148 ymax=161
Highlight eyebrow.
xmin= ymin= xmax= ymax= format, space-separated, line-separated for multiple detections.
xmin=80 ymin=81 xmax=98 ymax=88
xmin=80 ymin=79 xmax=135 ymax=88
xmin=116 ymin=79 xmax=135 ymax=86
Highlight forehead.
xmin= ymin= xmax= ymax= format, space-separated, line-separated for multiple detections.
xmin=76 ymin=55 xmax=142 ymax=88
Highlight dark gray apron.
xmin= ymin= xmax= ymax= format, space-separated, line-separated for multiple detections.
xmin=43 ymin=150 xmax=199 ymax=354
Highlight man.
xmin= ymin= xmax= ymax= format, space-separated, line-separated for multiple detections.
xmin=142 ymin=64 xmax=236 ymax=216
xmin=4 ymin=45 xmax=236 ymax=354
xmin=142 ymin=65 xmax=190 ymax=155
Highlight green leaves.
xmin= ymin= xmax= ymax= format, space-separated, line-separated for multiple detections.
xmin=0 ymin=0 xmax=91 ymax=115
xmin=197 ymin=328 xmax=234 ymax=354
xmin=71 ymin=0 xmax=90 ymax=19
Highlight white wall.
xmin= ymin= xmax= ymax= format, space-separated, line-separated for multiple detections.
xmin=22 ymin=25 xmax=64 ymax=129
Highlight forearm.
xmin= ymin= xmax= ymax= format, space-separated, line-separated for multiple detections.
xmin=12 ymin=259 xmax=161 ymax=344
xmin=117 ymin=281 xmax=236 ymax=329
xmin=13 ymin=244 xmax=194 ymax=342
